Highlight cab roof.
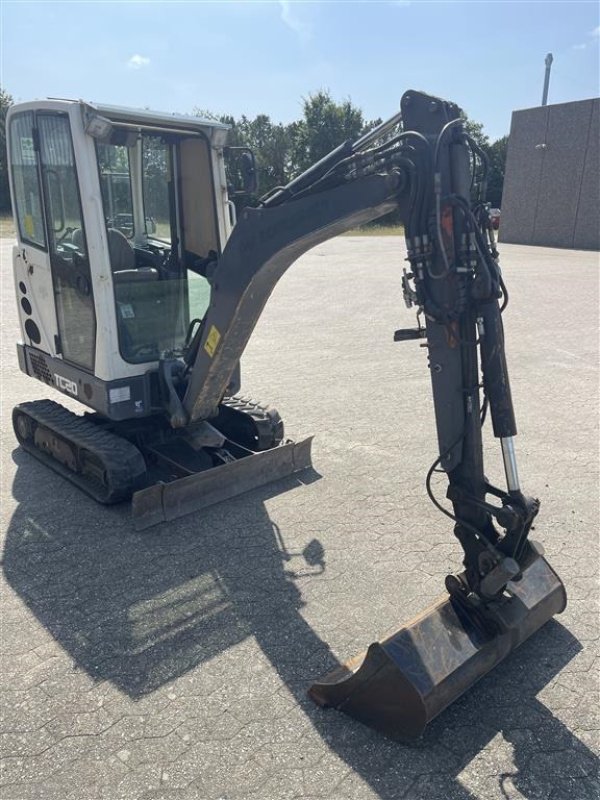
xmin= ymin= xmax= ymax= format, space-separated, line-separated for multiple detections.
xmin=9 ymin=97 xmax=229 ymax=133
xmin=93 ymin=102 xmax=230 ymax=132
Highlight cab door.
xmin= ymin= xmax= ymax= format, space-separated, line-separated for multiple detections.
xmin=37 ymin=113 xmax=97 ymax=371
xmin=9 ymin=111 xmax=58 ymax=358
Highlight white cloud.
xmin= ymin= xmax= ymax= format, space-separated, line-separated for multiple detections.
xmin=572 ymin=25 xmax=598 ymax=50
xmin=279 ymin=1 xmax=311 ymax=44
xmin=127 ymin=54 xmax=150 ymax=70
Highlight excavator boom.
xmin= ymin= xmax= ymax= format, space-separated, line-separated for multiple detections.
xmin=175 ymin=89 xmax=566 ymax=738
xmin=182 ymin=171 xmax=405 ymax=423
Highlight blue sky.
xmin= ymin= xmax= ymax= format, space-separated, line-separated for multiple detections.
xmin=2 ymin=1 xmax=599 ymax=141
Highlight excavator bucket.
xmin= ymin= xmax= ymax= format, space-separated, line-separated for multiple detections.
xmin=132 ymin=437 xmax=313 ymax=530
xmin=309 ymin=549 xmax=566 ymax=739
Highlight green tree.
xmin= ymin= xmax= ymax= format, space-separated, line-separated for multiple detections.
xmin=235 ymin=114 xmax=295 ymax=193
xmin=461 ymin=111 xmax=508 ymax=207
xmin=486 ymin=135 xmax=508 ymax=208
xmin=195 ymin=109 xmax=298 ymax=202
xmin=1 ymin=88 xmax=14 ymax=212
xmin=292 ymin=90 xmax=367 ymax=173
xmin=460 ymin=112 xmax=490 ymax=150
xmin=196 ymin=98 xmax=508 ymax=220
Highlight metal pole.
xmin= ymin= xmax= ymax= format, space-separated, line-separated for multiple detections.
xmin=542 ymin=53 xmax=553 ymax=106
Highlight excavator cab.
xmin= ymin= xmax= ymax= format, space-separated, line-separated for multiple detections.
xmin=8 ymin=101 xmax=231 ymax=406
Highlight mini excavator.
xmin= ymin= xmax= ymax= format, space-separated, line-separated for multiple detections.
xmin=6 ymin=90 xmax=566 ymax=739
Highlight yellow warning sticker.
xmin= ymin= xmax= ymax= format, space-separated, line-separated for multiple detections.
xmin=204 ymin=325 xmax=221 ymax=358
xmin=24 ymin=214 xmax=34 ymax=238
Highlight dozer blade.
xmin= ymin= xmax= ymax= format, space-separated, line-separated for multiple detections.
xmin=132 ymin=437 xmax=313 ymax=531
xmin=309 ymin=550 xmax=566 ymax=740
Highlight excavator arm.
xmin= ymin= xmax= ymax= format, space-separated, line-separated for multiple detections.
xmin=180 ymin=89 xmax=536 ymax=600
xmin=176 ymin=89 xmax=565 ymax=738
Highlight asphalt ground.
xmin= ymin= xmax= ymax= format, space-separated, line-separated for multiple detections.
xmin=1 ymin=236 xmax=598 ymax=800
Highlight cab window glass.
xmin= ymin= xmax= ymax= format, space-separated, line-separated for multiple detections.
xmin=97 ymin=143 xmax=134 ymax=238
xmin=143 ymin=135 xmax=171 ymax=242
xmin=94 ymin=132 xmax=212 ymax=365
xmin=38 ymin=114 xmax=86 ymax=254
xmin=38 ymin=113 xmax=96 ymax=371
xmin=9 ymin=112 xmax=46 ymax=249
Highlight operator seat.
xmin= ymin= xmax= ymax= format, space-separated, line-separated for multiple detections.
xmin=105 ymin=228 xmax=159 ymax=282
xmin=106 ymin=227 xmax=136 ymax=271
xmin=73 ymin=227 xmax=159 ymax=282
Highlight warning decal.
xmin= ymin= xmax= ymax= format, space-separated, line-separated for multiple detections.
xmin=204 ymin=325 xmax=221 ymax=358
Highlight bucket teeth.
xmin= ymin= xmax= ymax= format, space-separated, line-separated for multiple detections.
xmin=309 ymin=553 xmax=566 ymax=740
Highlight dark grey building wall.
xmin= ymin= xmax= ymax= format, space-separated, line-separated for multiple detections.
xmin=500 ymin=98 xmax=599 ymax=250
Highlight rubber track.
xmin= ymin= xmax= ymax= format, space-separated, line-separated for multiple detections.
xmin=219 ymin=395 xmax=284 ymax=451
xmin=13 ymin=400 xmax=147 ymax=504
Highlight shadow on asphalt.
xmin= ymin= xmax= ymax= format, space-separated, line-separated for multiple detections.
xmin=4 ymin=447 xmax=598 ymax=799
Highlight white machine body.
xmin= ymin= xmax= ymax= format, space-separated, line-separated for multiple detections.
xmin=7 ymin=99 xmax=233 ymax=418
